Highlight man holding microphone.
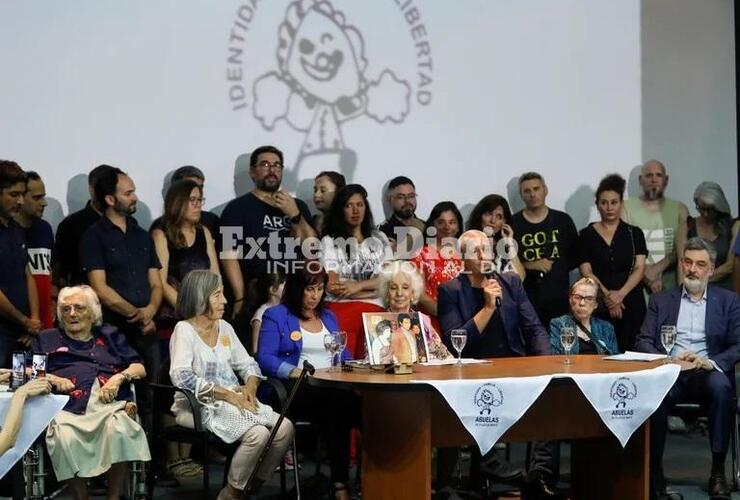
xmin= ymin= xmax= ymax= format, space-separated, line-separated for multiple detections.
xmin=437 ymin=229 xmax=558 ymax=499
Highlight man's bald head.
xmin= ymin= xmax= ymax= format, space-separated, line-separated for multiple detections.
xmin=641 ymin=159 xmax=666 ymax=176
xmin=639 ymin=159 xmax=668 ymax=200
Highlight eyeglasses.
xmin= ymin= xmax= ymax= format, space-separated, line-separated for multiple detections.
xmin=60 ymin=304 xmax=88 ymax=315
xmin=571 ymin=294 xmax=596 ymax=303
xmin=189 ymin=197 xmax=205 ymax=206
xmin=255 ymin=161 xmax=284 ymax=171
xmin=695 ymin=204 xmax=715 ymax=213
xmin=392 ymin=193 xmax=417 ymax=201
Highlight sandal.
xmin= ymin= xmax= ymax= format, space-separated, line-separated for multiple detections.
xmin=180 ymin=458 xmax=204 ymax=476
xmin=167 ymin=458 xmax=203 ymax=479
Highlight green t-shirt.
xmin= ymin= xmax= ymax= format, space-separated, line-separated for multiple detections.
xmin=622 ymin=197 xmax=681 ymax=290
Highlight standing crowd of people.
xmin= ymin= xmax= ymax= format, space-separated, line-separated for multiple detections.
xmin=0 ymin=148 xmax=738 ymax=500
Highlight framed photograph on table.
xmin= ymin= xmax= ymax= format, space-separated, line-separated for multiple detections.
xmin=362 ymin=311 xmax=430 ymax=365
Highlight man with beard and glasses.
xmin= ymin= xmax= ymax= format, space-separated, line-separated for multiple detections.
xmin=80 ymin=167 xmax=162 ymax=429
xmin=378 ymin=176 xmax=425 ymax=256
xmin=623 ymin=160 xmax=688 ymax=295
xmin=635 ymin=237 xmax=740 ymax=500
xmin=219 ymin=145 xmax=315 ymax=324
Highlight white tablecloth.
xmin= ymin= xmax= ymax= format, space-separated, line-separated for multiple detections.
xmin=0 ymin=391 xmax=68 ymax=478
xmin=412 ymin=363 xmax=680 ymax=454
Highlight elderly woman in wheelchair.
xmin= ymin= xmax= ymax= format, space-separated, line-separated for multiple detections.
xmin=169 ymin=270 xmax=294 ymax=500
xmin=32 ymin=285 xmax=150 ymax=500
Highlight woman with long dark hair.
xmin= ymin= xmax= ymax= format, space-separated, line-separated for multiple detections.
xmin=312 ymin=171 xmax=346 ymax=235
xmin=152 ymin=179 xmax=219 ymax=336
xmin=466 ymin=194 xmax=525 ymax=280
xmin=578 ymin=174 xmax=647 ymax=350
xmin=257 ymin=264 xmax=358 ymax=500
xmin=320 ymin=184 xmax=391 ymax=359
xmin=410 ymin=201 xmax=464 ymax=322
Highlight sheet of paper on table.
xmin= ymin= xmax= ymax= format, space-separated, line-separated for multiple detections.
xmin=603 ymin=351 xmax=667 ymax=362
xmin=420 ymin=358 xmax=490 ymax=366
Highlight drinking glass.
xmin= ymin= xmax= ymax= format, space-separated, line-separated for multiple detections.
xmin=559 ymin=327 xmax=576 ymax=365
xmin=450 ymin=329 xmax=467 ymax=365
xmin=323 ymin=333 xmax=339 ymax=371
xmin=334 ymin=330 xmax=348 ymax=367
xmin=660 ymin=325 xmax=677 ymax=362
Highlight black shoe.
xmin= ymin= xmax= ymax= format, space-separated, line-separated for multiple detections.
xmin=521 ymin=471 xmax=561 ymax=500
xmin=708 ymin=471 xmax=730 ymax=499
xmin=479 ymin=457 xmax=524 ymax=484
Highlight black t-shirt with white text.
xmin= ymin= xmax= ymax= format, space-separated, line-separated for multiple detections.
xmin=511 ymin=209 xmax=578 ymax=324
xmin=218 ymin=193 xmax=312 ymax=279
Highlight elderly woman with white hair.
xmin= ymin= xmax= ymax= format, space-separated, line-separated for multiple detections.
xmin=549 ymin=277 xmax=618 ymax=355
xmin=32 ymin=285 xmax=150 ymax=500
xmin=687 ymin=181 xmax=739 ymax=288
xmin=169 ymin=270 xmax=293 ymax=500
xmin=377 ymin=260 xmax=453 ymax=362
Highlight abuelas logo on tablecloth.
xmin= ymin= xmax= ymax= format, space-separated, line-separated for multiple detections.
xmin=474 ymin=383 xmax=503 ymax=426
xmin=609 ymin=377 xmax=637 ymax=419
xmin=226 ymin=0 xmax=433 ymax=178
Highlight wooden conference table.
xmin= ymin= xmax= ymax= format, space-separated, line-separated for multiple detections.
xmin=310 ymin=355 xmax=663 ymax=500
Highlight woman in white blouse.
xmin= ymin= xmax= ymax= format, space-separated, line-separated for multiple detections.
xmin=169 ymin=270 xmax=293 ymax=500
xmin=320 ymin=184 xmax=392 ymax=360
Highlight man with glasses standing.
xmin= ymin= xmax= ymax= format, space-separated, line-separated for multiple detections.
xmin=219 ymin=145 xmax=315 ymax=322
xmin=378 ymin=176 xmax=425 ymax=255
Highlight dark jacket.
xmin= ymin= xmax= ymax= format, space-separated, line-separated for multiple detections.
xmin=256 ymin=304 xmax=350 ymax=378
xmin=438 ymin=272 xmax=551 ymax=356
xmin=634 ymin=285 xmax=740 ymax=372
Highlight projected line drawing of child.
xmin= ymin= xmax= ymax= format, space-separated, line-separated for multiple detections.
xmin=253 ymin=0 xmax=411 ymax=183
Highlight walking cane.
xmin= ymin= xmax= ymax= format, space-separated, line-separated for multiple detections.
xmin=242 ymin=360 xmax=315 ymax=498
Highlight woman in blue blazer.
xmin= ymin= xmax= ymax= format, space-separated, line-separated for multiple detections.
xmin=549 ymin=277 xmax=619 ymax=355
xmin=256 ymin=264 xmax=357 ymax=500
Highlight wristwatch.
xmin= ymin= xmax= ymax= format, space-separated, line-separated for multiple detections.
xmin=288 ymin=213 xmax=302 ymax=225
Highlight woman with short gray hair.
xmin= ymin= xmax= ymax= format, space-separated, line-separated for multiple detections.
xmin=169 ymin=270 xmax=293 ymax=500
xmin=688 ymin=182 xmax=739 ymax=288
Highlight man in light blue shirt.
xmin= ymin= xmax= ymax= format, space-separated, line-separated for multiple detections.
xmin=635 ymin=237 xmax=740 ymax=500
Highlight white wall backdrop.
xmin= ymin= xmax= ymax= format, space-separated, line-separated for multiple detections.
xmin=0 ymin=0 xmax=734 ymax=233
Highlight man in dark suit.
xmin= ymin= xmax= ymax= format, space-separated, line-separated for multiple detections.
xmin=635 ymin=237 xmax=740 ymax=500
xmin=438 ymin=230 xmax=556 ymax=499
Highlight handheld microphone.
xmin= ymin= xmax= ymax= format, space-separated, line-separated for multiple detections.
xmin=484 ymin=270 xmax=502 ymax=308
